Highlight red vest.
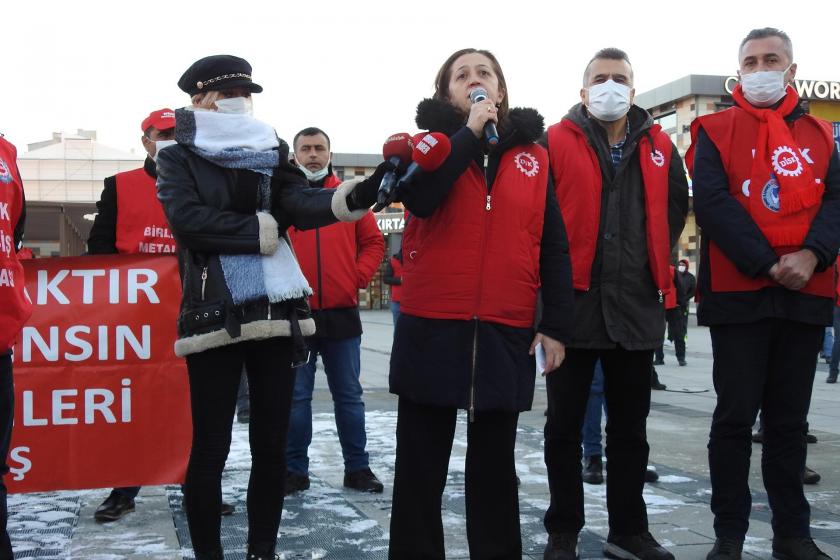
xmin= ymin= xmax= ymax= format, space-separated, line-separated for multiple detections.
xmin=289 ymin=175 xmax=385 ymax=310
xmin=115 ymin=167 xmax=177 ymax=254
xmin=0 ymin=138 xmax=32 ymax=351
xmin=389 ymin=255 xmax=403 ymax=303
xmin=547 ymin=120 xmax=673 ymax=295
xmin=690 ymin=108 xmax=835 ymax=297
xmin=400 ymin=144 xmax=549 ymax=328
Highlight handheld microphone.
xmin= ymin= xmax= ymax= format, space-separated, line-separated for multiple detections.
xmin=375 ymin=133 xmax=413 ymax=211
xmin=395 ymin=132 xmax=452 ymax=188
xmin=469 ymin=87 xmax=499 ymax=146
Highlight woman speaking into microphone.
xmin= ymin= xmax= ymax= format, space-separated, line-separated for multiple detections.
xmin=386 ymin=48 xmax=574 ymax=559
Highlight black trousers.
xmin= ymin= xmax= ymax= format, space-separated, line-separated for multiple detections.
xmin=544 ymin=348 xmax=652 ymax=535
xmin=389 ymin=397 xmax=521 ymax=560
xmin=708 ymin=319 xmax=821 ymax=539
xmin=0 ymin=355 xmax=13 ymax=560
xmin=183 ymin=338 xmax=295 ymax=555
xmin=655 ymin=308 xmax=687 ymax=362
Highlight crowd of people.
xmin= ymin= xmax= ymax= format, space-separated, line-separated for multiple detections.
xmin=1 ymin=25 xmax=838 ymax=560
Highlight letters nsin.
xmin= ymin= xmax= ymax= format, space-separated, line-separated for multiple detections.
xmin=19 ymin=324 xmax=151 ymax=362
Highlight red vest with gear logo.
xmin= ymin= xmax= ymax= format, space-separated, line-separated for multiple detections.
xmin=547 ymin=120 xmax=673 ymax=296
xmin=115 ymin=167 xmax=177 ymax=254
xmin=0 ymin=138 xmax=32 ymax=351
xmin=399 ymin=144 xmax=548 ymax=328
xmin=689 ymin=108 xmax=835 ymax=297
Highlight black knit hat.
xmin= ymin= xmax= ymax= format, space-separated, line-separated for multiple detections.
xmin=178 ymin=55 xmax=263 ymax=96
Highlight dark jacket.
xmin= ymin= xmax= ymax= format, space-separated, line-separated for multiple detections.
xmin=289 ymin=171 xmax=385 ymax=339
xmin=389 ymin=99 xmax=574 ymax=413
xmin=549 ymin=103 xmax=689 ymax=350
xmin=88 ymin=157 xmax=156 ymax=254
xmin=692 ymin=105 xmax=840 ymax=326
xmin=155 ymin=140 xmax=367 ymax=357
xmin=677 ymin=260 xmax=696 ymax=308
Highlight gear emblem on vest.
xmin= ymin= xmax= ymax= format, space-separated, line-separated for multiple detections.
xmin=650 ymin=149 xmax=665 ymax=168
xmin=771 ymin=145 xmax=803 ymax=177
xmin=761 ymin=176 xmax=781 ymax=212
xmin=0 ymin=158 xmax=12 ymax=184
xmin=514 ymin=152 xmax=539 ymax=177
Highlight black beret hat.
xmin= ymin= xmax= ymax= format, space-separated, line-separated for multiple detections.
xmin=178 ymin=54 xmax=263 ymax=96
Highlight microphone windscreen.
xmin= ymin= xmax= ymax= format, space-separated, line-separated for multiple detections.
xmin=412 ymin=132 xmax=452 ymax=172
xmin=382 ymin=132 xmax=413 ymax=162
xmin=469 ymin=87 xmax=489 ymax=104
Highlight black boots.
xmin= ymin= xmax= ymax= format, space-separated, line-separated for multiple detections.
xmin=582 ymin=455 xmax=604 ymax=485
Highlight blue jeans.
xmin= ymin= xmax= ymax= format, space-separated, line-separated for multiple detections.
xmin=390 ymin=301 xmax=401 ymax=326
xmin=823 ymin=326 xmax=834 ymax=359
xmin=830 ymin=306 xmax=840 ymax=376
xmin=581 ymin=360 xmax=605 ymax=458
xmin=287 ymin=336 xmax=369 ymax=475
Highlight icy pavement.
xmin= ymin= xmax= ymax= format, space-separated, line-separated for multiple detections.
xmin=6 ymin=311 xmax=840 ymax=559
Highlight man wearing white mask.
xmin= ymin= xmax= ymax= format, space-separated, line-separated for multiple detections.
xmin=689 ymin=28 xmax=840 ymax=560
xmin=285 ymin=127 xmax=386 ymax=495
xmin=88 ymin=109 xmax=236 ymax=521
xmin=542 ymin=48 xmax=688 ymax=560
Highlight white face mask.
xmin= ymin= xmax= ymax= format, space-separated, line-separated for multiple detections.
xmin=586 ymin=79 xmax=632 ymax=122
xmin=214 ymin=96 xmax=253 ymax=115
xmin=152 ymin=139 xmax=177 ymax=162
xmin=678 ymin=265 xmax=687 ymax=273
xmin=740 ymin=66 xmax=790 ymax=107
xmin=296 ymin=160 xmax=330 ymax=182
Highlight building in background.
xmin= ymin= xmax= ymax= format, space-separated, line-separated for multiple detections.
xmin=636 ymin=75 xmax=840 ymax=269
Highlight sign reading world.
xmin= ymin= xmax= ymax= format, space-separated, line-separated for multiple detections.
xmin=725 ymin=77 xmax=840 ymax=101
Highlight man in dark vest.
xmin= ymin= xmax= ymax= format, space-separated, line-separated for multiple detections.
xmin=286 ymin=127 xmax=386 ymax=495
xmin=542 ymin=48 xmax=688 ymax=560
xmin=87 ymin=109 xmax=234 ymax=521
xmin=690 ymin=28 xmax=840 ymax=560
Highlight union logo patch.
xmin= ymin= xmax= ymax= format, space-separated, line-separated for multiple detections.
xmin=514 ymin=152 xmax=539 ymax=177
xmin=761 ymin=176 xmax=781 ymax=212
xmin=0 ymin=158 xmax=12 ymax=184
xmin=650 ymin=149 xmax=665 ymax=168
xmin=771 ymin=145 xmax=803 ymax=177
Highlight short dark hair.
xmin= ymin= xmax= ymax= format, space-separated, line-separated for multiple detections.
xmin=293 ymin=127 xmax=331 ymax=150
xmin=739 ymin=27 xmax=793 ymax=62
xmin=433 ymin=48 xmax=510 ymax=123
xmin=583 ymin=48 xmax=633 ymax=85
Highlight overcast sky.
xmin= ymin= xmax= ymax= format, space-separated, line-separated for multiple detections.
xmin=2 ymin=0 xmax=835 ymax=157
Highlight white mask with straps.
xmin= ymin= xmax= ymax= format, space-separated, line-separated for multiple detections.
xmin=214 ymin=96 xmax=254 ymax=115
xmin=152 ymin=139 xmax=178 ymax=162
xmin=740 ymin=66 xmax=791 ymax=107
xmin=586 ymin=79 xmax=632 ymax=122
xmin=296 ymin=161 xmax=330 ymax=182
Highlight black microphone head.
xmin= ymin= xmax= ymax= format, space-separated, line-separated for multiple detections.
xmin=469 ymin=88 xmax=489 ymax=104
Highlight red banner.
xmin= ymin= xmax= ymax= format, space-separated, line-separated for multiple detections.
xmin=6 ymin=254 xmax=191 ymax=493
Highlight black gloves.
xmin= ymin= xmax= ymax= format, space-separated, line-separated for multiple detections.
xmin=346 ymin=159 xmax=399 ymax=211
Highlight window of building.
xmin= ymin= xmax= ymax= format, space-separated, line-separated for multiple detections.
xmin=655 ymin=112 xmax=677 ymax=132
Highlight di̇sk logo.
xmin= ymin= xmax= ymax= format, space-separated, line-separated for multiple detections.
xmin=514 ymin=152 xmax=539 ymax=177
xmin=0 ymin=158 xmax=12 ymax=184
xmin=772 ymin=145 xmax=803 ymax=177
xmin=761 ymin=176 xmax=781 ymax=212
xmin=650 ymin=149 xmax=665 ymax=168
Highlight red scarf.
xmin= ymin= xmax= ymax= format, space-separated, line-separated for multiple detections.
xmin=732 ymin=85 xmax=823 ymax=239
